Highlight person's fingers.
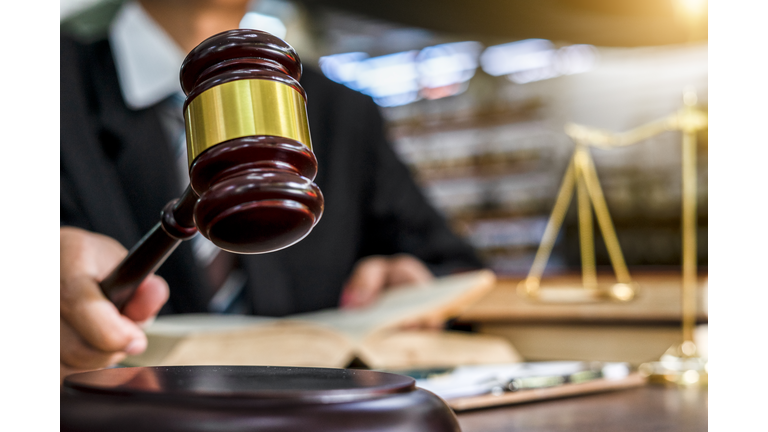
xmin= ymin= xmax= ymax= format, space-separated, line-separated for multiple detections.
xmin=60 ymin=227 xmax=147 ymax=355
xmin=340 ymin=256 xmax=389 ymax=308
xmin=341 ymin=255 xmax=437 ymax=308
xmin=386 ymin=254 xmax=435 ymax=287
xmin=61 ymin=273 xmax=147 ymax=354
xmin=60 ymin=318 xmax=128 ymax=371
xmin=121 ymin=275 xmax=170 ymax=323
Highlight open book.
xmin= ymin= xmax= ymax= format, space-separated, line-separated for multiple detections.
xmin=124 ymin=270 xmax=521 ymax=369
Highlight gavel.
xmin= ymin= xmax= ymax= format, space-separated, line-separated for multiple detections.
xmin=63 ymin=30 xmax=463 ymax=432
xmin=100 ymin=29 xmax=324 ymax=310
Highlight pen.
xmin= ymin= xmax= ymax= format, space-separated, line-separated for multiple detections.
xmin=506 ymin=367 xmax=603 ymax=392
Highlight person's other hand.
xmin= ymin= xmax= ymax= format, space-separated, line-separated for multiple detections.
xmin=60 ymin=227 xmax=169 ymax=384
xmin=339 ymin=254 xmax=434 ymax=309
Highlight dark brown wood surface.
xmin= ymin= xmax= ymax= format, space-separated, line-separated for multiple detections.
xmin=456 ymin=384 xmax=707 ymax=432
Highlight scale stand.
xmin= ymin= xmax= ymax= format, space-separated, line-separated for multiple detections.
xmin=518 ymin=87 xmax=708 ymax=384
xmin=639 ymin=88 xmax=708 ymax=386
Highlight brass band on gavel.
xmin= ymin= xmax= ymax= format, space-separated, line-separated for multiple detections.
xmin=185 ymin=79 xmax=312 ymax=165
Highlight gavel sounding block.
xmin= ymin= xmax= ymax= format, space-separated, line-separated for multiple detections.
xmin=61 ymin=365 xmax=461 ymax=432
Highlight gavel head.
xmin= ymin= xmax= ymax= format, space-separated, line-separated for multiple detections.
xmin=180 ymin=29 xmax=323 ymax=254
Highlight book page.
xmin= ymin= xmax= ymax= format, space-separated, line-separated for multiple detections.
xmin=357 ymin=330 xmax=522 ymax=370
xmin=142 ymin=313 xmax=279 ymax=335
xmin=159 ymin=321 xmax=356 ymax=368
xmin=127 ymin=270 xmax=495 ymax=367
xmin=126 ymin=314 xmax=357 ymax=368
xmin=287 ymin=270 xmax=496 ymax=341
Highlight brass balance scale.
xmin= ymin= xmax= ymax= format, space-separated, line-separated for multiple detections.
xmin=517 ymin=88 xmax=708 ymax=386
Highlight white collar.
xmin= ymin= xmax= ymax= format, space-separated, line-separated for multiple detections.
xmin=109 ymin=1 xmax=185 ymax=110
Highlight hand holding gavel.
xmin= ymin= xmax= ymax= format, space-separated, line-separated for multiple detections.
xmin=99 ymin=29 xmax=324 ymax=310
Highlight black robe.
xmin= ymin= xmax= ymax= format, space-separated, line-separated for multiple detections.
xmin=60 ymin=33 xmax=482 ymax=316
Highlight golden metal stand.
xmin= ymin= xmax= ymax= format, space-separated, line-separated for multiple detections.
xmin=640 ymin=88 xmax=708 ymax=386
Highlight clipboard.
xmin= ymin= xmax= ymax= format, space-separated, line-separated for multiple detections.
xmin=410 ymin=361 xmax=647 ymax=412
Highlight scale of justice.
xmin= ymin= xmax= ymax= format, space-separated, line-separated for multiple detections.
xmin=516 ymin=87 xmax=708 ymax=387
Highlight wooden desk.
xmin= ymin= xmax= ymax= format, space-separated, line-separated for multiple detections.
xmin=459 ymin=272 xmax=708 ymax=324
xmin=456 ymin=272 xmax=708 ymax=365
xmin=456 ymin=385 xmax=707 ymax=432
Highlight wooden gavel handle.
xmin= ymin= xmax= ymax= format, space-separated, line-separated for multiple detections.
xmin=99 ymin=186 xmax=199 ymax=310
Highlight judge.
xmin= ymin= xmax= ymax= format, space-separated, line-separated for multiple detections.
xmin=60 ymin=0 xmax=481 ymax=381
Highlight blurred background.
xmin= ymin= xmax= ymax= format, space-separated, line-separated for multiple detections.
xmin=61 ymin=0 xmax=708 ymax=278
